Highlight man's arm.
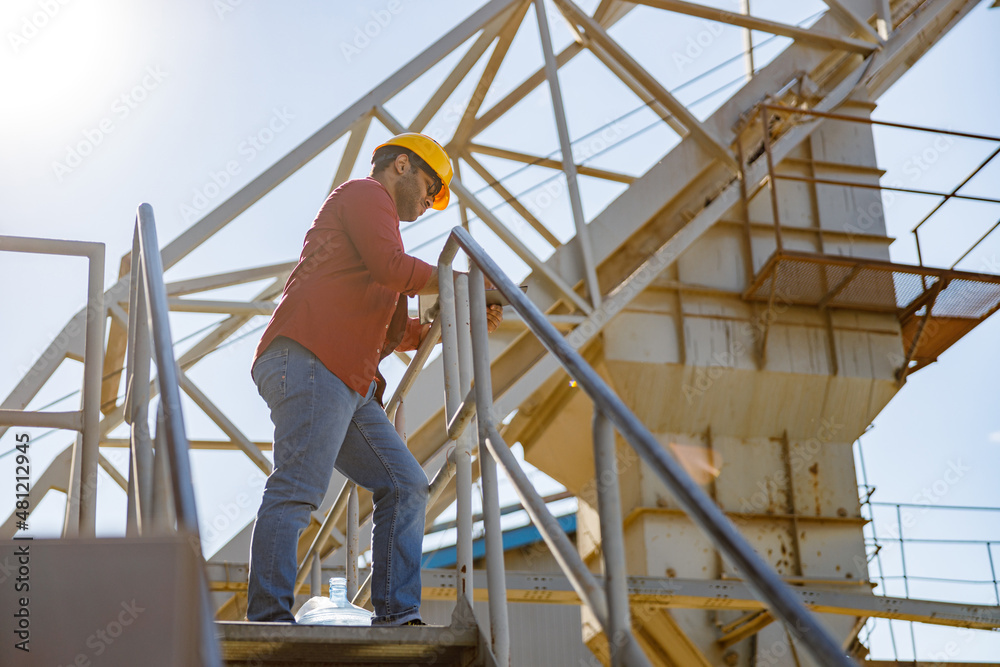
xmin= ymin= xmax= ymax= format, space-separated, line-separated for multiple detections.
xmin=416 ymin=267 xmax=441 ymax=295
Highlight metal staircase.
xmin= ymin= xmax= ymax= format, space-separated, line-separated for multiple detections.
xmin=218 ymin=595 xmax=497 ymax=666
xmin=4 ymin=1 xmax=1000 ymax=665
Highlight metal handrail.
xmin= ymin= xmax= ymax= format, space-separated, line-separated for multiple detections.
xmin=129 ymin=204 xmax=222 ymax=667
xmin=294 ymin=221 xmax=853 ymax=664
xmin=440 ymin=225 xmax=856 ymax=667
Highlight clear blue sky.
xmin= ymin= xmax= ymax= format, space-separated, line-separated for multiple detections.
xmin=1 ymin=0 xmax=998 ymax=660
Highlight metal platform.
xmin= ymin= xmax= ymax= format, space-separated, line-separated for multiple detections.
xmin=743 ymin=250 xmax=1000 ymax=379
xmin=218 ymin=622 xmax=490 ymax=666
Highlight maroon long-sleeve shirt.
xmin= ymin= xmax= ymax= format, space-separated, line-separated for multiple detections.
xmin=253 ymin=177 xmax=433 ymax=400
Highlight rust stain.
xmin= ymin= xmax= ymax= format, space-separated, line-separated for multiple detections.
xmin=808 ymin=462 xmax=822 ymax=516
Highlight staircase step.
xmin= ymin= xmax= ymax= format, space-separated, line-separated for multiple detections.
xmin=218 ymin=621 xmax=480 ymax=666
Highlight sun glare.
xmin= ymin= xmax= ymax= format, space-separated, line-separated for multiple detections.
xmin=1 ymin=2 xmax=131 ymax=132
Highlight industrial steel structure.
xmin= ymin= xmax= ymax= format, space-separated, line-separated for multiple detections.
xmin=3 ymin=0 xmax=1000 ymax=664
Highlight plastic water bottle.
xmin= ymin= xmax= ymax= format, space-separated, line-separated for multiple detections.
xmin=294 ymin=577 xmax=373 ymax=626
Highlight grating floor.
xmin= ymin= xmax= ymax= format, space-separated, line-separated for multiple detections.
xmin=742 ymin=251 xmax=1000 ymax=375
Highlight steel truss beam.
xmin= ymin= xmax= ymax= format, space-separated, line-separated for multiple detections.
xmin=632 ymin=0 xmax=877 ymax=54
xmin=467 ymin=143 xmax=635 ymax=183
xmin=552 ymin=0 xmax=739 ymax=170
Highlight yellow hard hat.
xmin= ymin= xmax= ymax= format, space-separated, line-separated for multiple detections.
xmin=374 ymin=133 xmax=453 ymax=210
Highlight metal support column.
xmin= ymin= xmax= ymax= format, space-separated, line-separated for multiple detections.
xmin=741 ymin=0 xmax=755 ymax=80
xmin=535 ymin=0 xmax=602 ymax=307
xmin=876 ymin=0 xmax=892 ymax=40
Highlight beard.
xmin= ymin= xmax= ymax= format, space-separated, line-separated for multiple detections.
xmin=393 ymin=167 xmax=426 ymax=222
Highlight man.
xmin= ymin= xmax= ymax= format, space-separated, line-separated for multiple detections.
xmin=247 ymin=133 xmax=502 ymax=626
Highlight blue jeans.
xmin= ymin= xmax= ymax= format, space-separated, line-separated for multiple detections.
xmin=247 ymin=337 xmax=428 ymax=625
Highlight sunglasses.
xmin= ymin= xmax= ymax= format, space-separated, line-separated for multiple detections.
xmin=408 ymin=154 xmax=443 ymax=199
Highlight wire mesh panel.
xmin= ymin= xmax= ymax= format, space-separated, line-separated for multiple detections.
xmin=743 ymin=251 xmax=1000 ymax=374
xmin=745 ymin=253 xmax=1000 ymax=313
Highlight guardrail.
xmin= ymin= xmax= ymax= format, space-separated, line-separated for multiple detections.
xmin=126 ymin=203 xmax=221 ymax=666
xmin=0 ymin=235 xmax=105 ymax=536
xmin=304 ymin=225 xmax=857 ymax=666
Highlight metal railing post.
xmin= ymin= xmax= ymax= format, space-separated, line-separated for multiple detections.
xmin=592 ymin=411 xmax=647 ymax=667
xmin=150 ymin=407 xmax=175 ymax=535
xmin=347 ymin=484 xmax=360 ymax=601
xmin=136 ymin=205 xmax=199 ymax=535
xmin=468 ymin=265 xmax=510 ymax=666
xmin=438 ymin=249 xmax=475 ymax=604
xmin=454 ymin=273 xmax=477 ymax=605
xmin=62 ymin=434 xmax=82 ymax=538
xmin=311 ymin=553 xmax=322 ymax=597
xmin=987 ymin=542 xmax=999 ymax=606
xmin=135 ymin=204 xmax=221 ymax=667
xmin=79 ymin=240 xmax=106 ymax=538
xmin=125 ymin=236 xmax=154 ymax=537
xmin=393 ymin=399 xmax=406 ymax=442
xmin=761 ymin=106 xmax=784 ymax=253
xmin=125 ymin=245 xmax=141 ymax=538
